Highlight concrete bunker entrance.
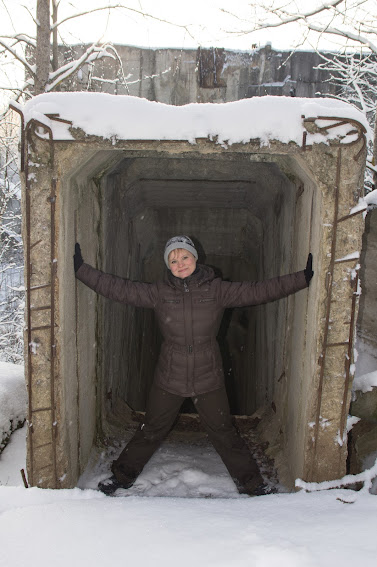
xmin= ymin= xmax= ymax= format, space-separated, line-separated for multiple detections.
xmin=70 ymin=148 xmax=315 ymax=453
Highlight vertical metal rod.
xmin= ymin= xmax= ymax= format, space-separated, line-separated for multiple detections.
xmin=20 ymin=468 xmax=29 ymax=488
xmin=50 ymin=178 xmax=58 ymax=487
xmin=24 ymin=119 xmax=57 ymax=487
xmin=339 ymin=271 xmax=359 ymax=442
xmin=24 ymin=124 xmax=34 ymax=486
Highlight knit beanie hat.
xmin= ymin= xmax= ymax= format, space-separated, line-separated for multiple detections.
xmin=164 ymin=235 xmax=198 ymax=268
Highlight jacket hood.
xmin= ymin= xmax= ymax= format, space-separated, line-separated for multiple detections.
xmin=166 ymin=263 xmax=215 ymax=289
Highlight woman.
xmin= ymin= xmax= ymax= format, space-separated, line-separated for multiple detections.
xmin=74 ymin=236 xmax=313 ymax=496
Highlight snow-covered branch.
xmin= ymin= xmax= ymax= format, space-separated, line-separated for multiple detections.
xmin=47 ymin=43 xmax=115 ymax=92
xmin=305 ymin=22 xmax=377 ymax=54
xmin=223 ymin=1 xmax=377 ymax=53
xmin=0 ymin=39 xmax=35 ymax=77
xmin=0 ymin=34 xmax=36 ymax=49
xmin=222 ymin=0 xmax=345 ymax=30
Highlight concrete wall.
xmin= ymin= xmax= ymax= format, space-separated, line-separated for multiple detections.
xmin=59 ymin=44 xmax=339 ymax=104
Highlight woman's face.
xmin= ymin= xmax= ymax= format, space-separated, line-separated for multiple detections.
xmin=168 ymin=248 xmax=197 ymax=279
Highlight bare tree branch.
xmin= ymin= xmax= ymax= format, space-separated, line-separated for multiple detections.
xmin=304 ymin=22 xmax=377 ymax=53
xmin=222 ymin=0 xmax=377 ymax=53
xmin=51 ymin=3 xmax=196 ymax=40
xmin=47 ymin=43 xmax=115 ymax=91
xmin=221 ymin=0 xmax=345 ymax=31
xmin=21 ymin=2 xmax=39 ymax=27
xmin=0 ymin=38 xmax=35 ymax=76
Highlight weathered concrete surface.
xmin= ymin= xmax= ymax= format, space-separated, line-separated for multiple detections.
xmin=19 ymin=111 xmax=367 ymax=490
xmin=356 ymin=208 xmax=377 ymax=358
xmin=349 ymin=207 xmax=377 ymax=477
xmin=60 ymin=44 xmax=339 ymax=104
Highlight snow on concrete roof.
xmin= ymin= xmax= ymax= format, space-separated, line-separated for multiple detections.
xmin=19 ymin=92 xmax=369 ymax=146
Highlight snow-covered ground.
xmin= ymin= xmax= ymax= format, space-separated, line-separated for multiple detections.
xmin=1 ymin=362 xmax=377 ymax=567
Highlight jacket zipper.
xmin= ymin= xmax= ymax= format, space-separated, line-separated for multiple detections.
xmin=183 ymin=280 xmax=193 ymax=355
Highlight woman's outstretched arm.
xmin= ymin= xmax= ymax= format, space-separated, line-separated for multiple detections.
xmin=73 ymin=243 xmax=158 ymax=308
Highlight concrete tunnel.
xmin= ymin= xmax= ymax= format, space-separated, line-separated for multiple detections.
xmin=65 ymin=146 xmax=316 ymax=484
xmin=21 ymin=95 xmax=366 ymax=489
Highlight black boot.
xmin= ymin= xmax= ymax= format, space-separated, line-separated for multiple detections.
xmin=236 ymin=477 xmax=276 ymax=497
xmin=98 ymin=475 xmax=134 ymax=496
xmin=251 ymin=482 xmax=276 ymax=496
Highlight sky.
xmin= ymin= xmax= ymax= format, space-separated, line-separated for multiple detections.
xmin=1 ymin=0 xmax=373 ymax=53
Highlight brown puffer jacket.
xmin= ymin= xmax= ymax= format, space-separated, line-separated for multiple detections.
xmin=76 ymin=263 xmax=307 ymax=397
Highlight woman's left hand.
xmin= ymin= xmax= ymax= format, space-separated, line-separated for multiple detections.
xmin=74 ymin=242 xmax=84 ymax=273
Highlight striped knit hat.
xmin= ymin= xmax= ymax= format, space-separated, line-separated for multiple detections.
xmin=164 ymin=236 xmax=198 ymax=268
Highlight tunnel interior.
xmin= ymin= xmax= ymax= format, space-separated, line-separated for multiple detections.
xmin=67 ymin=147 xmax=316 ymax=462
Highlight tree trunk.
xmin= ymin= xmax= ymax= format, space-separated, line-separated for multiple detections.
xmin=34 ymin=0 xmax=51 ymax=94
xmin=51 ymin=0 xmax=59 ymax=73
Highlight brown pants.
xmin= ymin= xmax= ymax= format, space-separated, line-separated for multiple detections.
xmin=112 ymin=383 xmax=262 ymax=490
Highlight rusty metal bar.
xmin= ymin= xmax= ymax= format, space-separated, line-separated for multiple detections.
xmin=326 ymin=341 xmax=349 ymax=348
xmin=305 ymin=116 xmax=367 ymax=134
xmin=27 ymin=118 xmax=55 ymax=165
xmin=20 ymin=469 xmax=29 ymax=488
xmin=23 ymin=118 xmax=57 ymax=488
xmin=315 ymin=120 xmax=351 ymax=131
xmin=30 ymin=239 xmax=43 ymax=250
xmin=31 ymin=407 xmax=53 ymax=413
xmin=38 ymin=464 xmax=53 ymax=472
xmin=30 ymin=305 xmax=52 ymax=312
xmin=45 ymin=113 xmax=73 ymax=125
xmin=34 ymin=441 xmax=53 ymax=450
xmin=339 ymin=271 xmax=359 ymax=443
xmin=27 ymin=324 xmax=52 ymax=332
xmin=29 ymin=283 xmax=51 ymax=291
xmin=24 ymin=120 xmax=34 ymax=485
xmin=49 ymin=177 xmax=58 ymax=487
xmin=303 ymin=115 xmax=366 ymax=160
xmin=337 ymin=208 xmax=367 ymax=223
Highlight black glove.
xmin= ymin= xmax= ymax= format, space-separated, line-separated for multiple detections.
xmin=74 ymin=242 xmax=83 ymax=273
xmin=304 ymin=253 xmax=313 ymax=286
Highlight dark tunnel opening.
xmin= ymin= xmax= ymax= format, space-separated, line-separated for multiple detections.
xmin=88 ymin=152 xmax=301 ymax=422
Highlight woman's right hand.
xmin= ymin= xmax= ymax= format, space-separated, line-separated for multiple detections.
xmin=73 ymin=242 xmax=84 ymax=273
